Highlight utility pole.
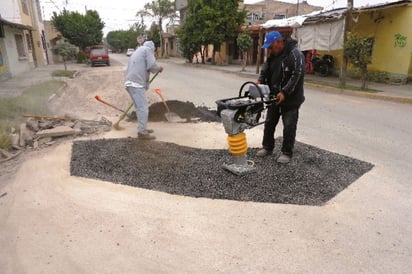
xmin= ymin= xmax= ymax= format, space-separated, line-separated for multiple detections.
xmin=296 ymin=0 xmax=300 ymax=16
xmin=256 ymin=27 xmax=263 ymax=74
xmin=339 ymin=0 xmax=353 ymax=87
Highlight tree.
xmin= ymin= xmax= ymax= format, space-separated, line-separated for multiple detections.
xmin=137 ymin=0 xmax=177 ymax=57
xmin=237 ymin=29 xmax=253 ymax=71
xmin=178 ymin=0 xmax=246 ymax=64
xmin=52 ymin=9 xmax=105 ymax=51
xmin=52 ymin=42 xmax=77 ymax=70
xmin=344 ymin=33 xmax=373 ymax=90
xmin=147 ymin=22 xmax=161 ymax=49
xmin=207 ymin=0 xmax=246 ymax=63
xmin=106 ymin=23 xmax=146 ymax=52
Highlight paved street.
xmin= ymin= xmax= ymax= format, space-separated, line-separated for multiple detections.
xmin=0 ymin=54 xmax=411 ymax=273
xmin=113 ymin=53 xmax=412 ymax=179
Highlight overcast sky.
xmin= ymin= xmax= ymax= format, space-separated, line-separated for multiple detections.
xmin=39 ymin=0 xmax=395 ymax=35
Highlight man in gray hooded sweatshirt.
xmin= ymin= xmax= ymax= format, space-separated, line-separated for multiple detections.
xmin=125 ymin=41 xmax=163 ymax=140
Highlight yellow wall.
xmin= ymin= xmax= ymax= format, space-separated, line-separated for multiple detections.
xmin=352 ymin=5 xmax=412 ymax=76
xmin=17 ymin=0 xmax=32 ymax=26
xmin=0 ymin=43 xmax=6 ymax=73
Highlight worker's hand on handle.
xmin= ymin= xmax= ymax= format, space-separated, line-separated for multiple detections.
xmin=276 ymin=92 xmax=285 ymax=105
xmin=159 ymin=66 xmax=164 ymax=73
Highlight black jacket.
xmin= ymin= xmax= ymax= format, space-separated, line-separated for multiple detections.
xmin=258 ymin=38 xmax=305 ymax=108
xmin=258 ymin=53 xmax=283 ymax=94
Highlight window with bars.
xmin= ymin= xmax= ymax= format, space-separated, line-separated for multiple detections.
xmin=15 ymin=34 xmax=27 ymax=58
xmin=26 ymin=33 xmax=32 ymax=51
xmin=21 ymin=0 xmax=29 ymax=15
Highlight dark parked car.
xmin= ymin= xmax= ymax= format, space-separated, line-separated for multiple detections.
xmin=90 ymin=47 xmax=110 ymax=67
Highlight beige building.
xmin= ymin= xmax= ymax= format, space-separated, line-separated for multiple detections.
xmin=242 ymin=0 xmax=322 ymax=25
xmin=0 ymin=0 xmax=51 ymax=80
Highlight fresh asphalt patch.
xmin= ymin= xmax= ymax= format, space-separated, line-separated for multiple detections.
xmin=70 ymin=138 xmax=373 ymax=206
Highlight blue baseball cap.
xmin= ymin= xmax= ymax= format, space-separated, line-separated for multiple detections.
xmin=262 ymin=31 xmax=282 ymax=48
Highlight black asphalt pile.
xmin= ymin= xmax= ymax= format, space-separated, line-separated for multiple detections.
xmin=70 ymin=138 xmax=373 ymax=206
xmin=148 ymin=100 xmax=220 ymax=122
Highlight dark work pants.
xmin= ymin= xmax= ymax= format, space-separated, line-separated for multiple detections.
xmin=262 ymin=105 xmax=299 ymax=156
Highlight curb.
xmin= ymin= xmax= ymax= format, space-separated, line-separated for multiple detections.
xmin=173 ymin=61 xmax=412 ymax=105
xmin=305 ymin=82 xmax=412 ymax=105
xmin=180 ymin=62 xmax=258 ymax=79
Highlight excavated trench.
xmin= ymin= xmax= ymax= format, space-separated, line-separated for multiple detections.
xmin=127 ymin=100 xmax=221 ymax=123
xmin=70 ymin=138 xmax=373 ymax=206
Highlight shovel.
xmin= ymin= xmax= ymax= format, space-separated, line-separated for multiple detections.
xmin=154 ymin=88 xmax=186 ymax=123
xmin=113 ymin=72 xmax=160 ymax=130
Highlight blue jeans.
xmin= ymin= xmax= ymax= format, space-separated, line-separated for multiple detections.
xmin=126 ymin=86 xmax=148 ymax=133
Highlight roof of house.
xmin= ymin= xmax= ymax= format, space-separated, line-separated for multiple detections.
xmin=0 ymin=16 xmax=33 ymax=30
xmin=262 ymin=0 xmax=412 ymax=28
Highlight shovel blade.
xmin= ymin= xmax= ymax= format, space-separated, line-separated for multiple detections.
xmin=165 ymin=112 xmax=186 ymax=123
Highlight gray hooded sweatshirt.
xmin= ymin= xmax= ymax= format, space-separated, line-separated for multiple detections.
xmin=125 ymin=41 xmax=161 ymax=89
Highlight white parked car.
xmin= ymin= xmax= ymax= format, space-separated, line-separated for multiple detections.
xmin=126 ymin=48 xmax=135 ymax=56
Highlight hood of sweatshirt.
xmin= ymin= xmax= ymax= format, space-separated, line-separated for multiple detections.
xmin=283 ymin=38 xmax=298 ymax=54
xmin=143 ymin=41 xmax=155 ymax=52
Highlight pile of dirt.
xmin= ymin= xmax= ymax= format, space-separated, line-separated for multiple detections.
xmin=70 ymin=138 xmax=374 ymax=206
xmin=148 ymin=100 xmax=220 ymax=122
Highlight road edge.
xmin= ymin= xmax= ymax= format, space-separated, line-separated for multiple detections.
xmin=175 ymin=61 xmax=412 ymax=105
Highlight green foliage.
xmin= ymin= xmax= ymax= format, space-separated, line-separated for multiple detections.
xmin=0 ymin=122 xmax=12 ymax=150
xmin=237 ymin=28 xmax=253 ymax=71
xmin=52 ymin=42 xmax=77 ymax=70
xmin=137 ymin=0 xmax=176 ymax=56
xmin=137 ymin=0 xmax=176 ymax=33
xmin=344 ymin=33 xmax=374 ymax=89
xmin=237 ymin=29 xmax=253 ymax=52
xmin=52 ymin=70 xmax=76 ymax=78
xmin=52 ymin=9 xmax=105 ymax=50
xmin=178 ymin=0 xmax=246 ymax=63
xmin=52 ymin=42 xmax=77 ymax=58
xmin=76 ymin=51 xmax=87 ymax=63
xmin=107 ymin=23 xmax=146 ymax=52
xmin=176 ymin=16 xmax=202 ymax=62
xmin=147 ymin=23 xmax=161 ymax=48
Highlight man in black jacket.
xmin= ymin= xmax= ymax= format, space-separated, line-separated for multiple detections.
xmin=256 ymin=31 xmax=305 ymax=164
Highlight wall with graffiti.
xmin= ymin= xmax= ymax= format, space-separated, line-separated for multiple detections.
xmin=352 ymin=5 xmax=411 ymax=81
xmin=0 ymin=43 xmax=6 ymax=73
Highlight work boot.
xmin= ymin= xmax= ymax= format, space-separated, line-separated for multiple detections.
xmin=277 ymin=153 xmax=291 ymax=164
xmin=138 ymin=131 xmax=156 ymax=140
xmin=146 ymin=129 xmax=154 ymax=133
xmin=256 ymin=148 xmax=272 ymax=157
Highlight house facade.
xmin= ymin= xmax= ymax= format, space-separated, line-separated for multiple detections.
xmin=0 ymin=0 xmax=50 ymax=80
xmin=263 ymin=0 xmax=412 ymax=83
xmin=350 ymin=2 xmax=412 ymax=83
xmin=241 ymin=0 xmax=322 ymax=25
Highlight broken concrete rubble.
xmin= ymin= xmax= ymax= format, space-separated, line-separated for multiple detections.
xmin=36 ymin=126 xmax=76 ymax=138
xmin=19 ymin=123 xmax=35 ymax=147
xmin=39 ymin=120 xmax=61 ymax=130
xmin=26 ymin=118 xmax=39 ymax=132
xmin=1 ymin=116 xmax=112 ymax=162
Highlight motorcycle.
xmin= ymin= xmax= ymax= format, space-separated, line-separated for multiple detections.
xmin=312 ymin=54 xmax=335 ymax=77
xmin=304 ymin=50 xmax=335 ymax=77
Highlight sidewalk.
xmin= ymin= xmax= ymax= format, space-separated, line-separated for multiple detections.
xmin=0 ymin=63 xmax=86 ymax=97
xmin=166 ymin=57 xmax=412 ymax=104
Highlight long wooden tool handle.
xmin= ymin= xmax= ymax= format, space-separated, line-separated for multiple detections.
xmin=23 ymin=114 xmax=75 ymax=121
xmin=149 ymin=71 xmax=160 ymax=84
xmin=118 ymin=103 xmax=134 ymax=121
xmin=95 ymin=96 xmax=125 ymax=113
xmin=158 ymin=92 xmax=170 ymax=112
xmin=115 ymin=71 xmax=161 ymax=127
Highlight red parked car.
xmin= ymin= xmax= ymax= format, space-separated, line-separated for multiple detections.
xmin=90 ymin=47 xmax=110 ymax=67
